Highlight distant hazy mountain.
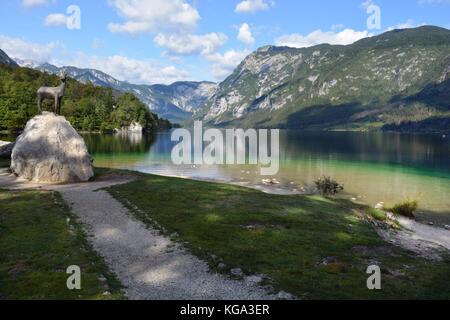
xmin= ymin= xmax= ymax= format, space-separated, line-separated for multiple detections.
xmin=34 ymin=63 xmax=217 ymax=124
xmin=148 ymin=81 xmax=218 ymax=123
xmin=14 ymin=58 xmax=42 ymax=69
xmin=0 ymin=49 xmax=18 ymax=67
xmin=196 ymin=26 xmax=450 ymax=132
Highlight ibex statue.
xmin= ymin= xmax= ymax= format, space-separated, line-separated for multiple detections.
xmin=37 ymin=71 xmax=67 ymax=115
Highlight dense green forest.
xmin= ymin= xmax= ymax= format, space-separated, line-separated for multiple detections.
xmin=0 ymin=64 xmax=171 ymax=132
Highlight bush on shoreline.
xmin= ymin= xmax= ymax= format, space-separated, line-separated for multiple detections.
xmin=314 ymin=176 xmax=344 ymax=196
xmin=388 ymin=199 xmax=418 ymax=218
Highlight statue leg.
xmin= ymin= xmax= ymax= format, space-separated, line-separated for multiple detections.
xmin=58 ymin=97 xmax=62 ymax=115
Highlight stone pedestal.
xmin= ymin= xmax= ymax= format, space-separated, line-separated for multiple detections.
xmin=11 ymin=112 xmax=94 ymax=183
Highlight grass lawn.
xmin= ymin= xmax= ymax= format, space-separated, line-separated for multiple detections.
xmin=0 ymin=189 xmax=124 ymax=300
xmin=105 ymin=170 xmax=450 ymax=300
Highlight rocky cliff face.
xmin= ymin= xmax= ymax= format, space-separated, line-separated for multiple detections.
xmin=114 ymin=122 xmax=143 ymax=133
xmin=198 ymin=26 xmax=450 ymax=130
xmin=11 ymin=112 xmax=94 ymax=183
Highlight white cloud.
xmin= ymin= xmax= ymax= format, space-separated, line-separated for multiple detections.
xmin=108 ymin=0 xmax=233 ymax=80
xmin=153 ymin=30 xmax=249 ymax=80
xmin=154 ymin=32 xmax=227 ymax=55
xmin=44 ymin=13 xmax=68 ymax=27
xmin=21 ymin=0 xmax=54 ymax=8
xmin=205 ymin=49 xmax=250 ymax=79
xmin=108 ymin=0 xmax=200 ymax=35
xmin=235 ymin=0 xmax=273 ymax=13
xmin=237 ymin=23 xmax=255 ymax=45
xmin=386 ymin=19 xmax=426 ymax=31
xmin=0 ymin=34 xmax=189 ymax=85
xmin=73 ymin=54 xmax=190 ymax=85
xmin=0 ymin=35 xmax=61 ymax=64
xmin=275 ymin=28 xmax=371 ymax=48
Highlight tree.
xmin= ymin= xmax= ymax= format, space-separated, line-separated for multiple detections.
xmin=0 ymin=64 xmax=171 ymax=132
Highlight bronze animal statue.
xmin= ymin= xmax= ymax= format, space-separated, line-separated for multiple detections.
xmin=37 ymin=71 xmax=67 ymax=115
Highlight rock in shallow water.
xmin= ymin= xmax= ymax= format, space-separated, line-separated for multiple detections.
xmin=11 ymin=112 xmax=93 ymax=183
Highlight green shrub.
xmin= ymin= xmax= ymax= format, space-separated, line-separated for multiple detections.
xmin=314 ymin=176 xmax=344 ymax=196
xmin=367 ymin=208 xmax=387 ymax=221
xmin=388 ymin=199 xmax=418 ymax=218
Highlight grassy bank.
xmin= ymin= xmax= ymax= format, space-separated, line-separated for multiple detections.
xmin=0 ymin=189 xmax=124 ymax=300
xmin=105 ymin=170 xmax=450 ymax=299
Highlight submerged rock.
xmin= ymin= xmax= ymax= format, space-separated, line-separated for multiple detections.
xmin=11 ymin=112 xmax=94 ymax=183
xmin=374 ymin=202 xmax=385 ymax=209
xmin=262 ymin=178 xmax=280 ymax=185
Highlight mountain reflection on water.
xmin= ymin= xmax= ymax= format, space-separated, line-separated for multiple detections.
xmin=82 ymin=131 xmax=449 ymax=225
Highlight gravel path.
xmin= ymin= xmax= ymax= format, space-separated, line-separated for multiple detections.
xmin=4 ymin=168 xmax=447 ymax=298
xmin=0 ymin=170 xmax=275 ymax=300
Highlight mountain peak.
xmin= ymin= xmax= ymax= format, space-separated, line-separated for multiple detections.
xmin=0 ymin=49 xmax=18 ymax=67
xmin=199 ymin=26 xmax=450 ymax=130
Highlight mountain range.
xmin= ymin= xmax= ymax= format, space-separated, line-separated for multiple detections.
xmin=196 ymin=26 xmax=450 ymax=131
xmin=3 ymin=25 xmax=450 ymax=132
xmin=16 ymin=62 xmax=217 ymax=124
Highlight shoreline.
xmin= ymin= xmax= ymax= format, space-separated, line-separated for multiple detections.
xmin=2 ymin=159 xmax=449 ymax=227
xmin=101 ymin=168 xmax=450 ymax=260
xmin=141 ymin=171 xmax=309 ymax=196
xmin=1 ymin=164 xmax=449 ymax=256
xmin=93 ymin=165 xmax=450 ymax=225
xmin=1 ymin=166 xmax=449 ymax=298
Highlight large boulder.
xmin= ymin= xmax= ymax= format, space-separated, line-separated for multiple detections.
xmin=11 ymin=112 xmax=94 ymax=183
xmin=0 ymin=141 xmax=14 ymax=159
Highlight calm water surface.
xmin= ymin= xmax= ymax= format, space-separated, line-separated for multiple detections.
xmin=81 ymin=130 xmax=450 ymax=225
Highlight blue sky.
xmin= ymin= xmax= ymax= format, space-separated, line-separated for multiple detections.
xmin=0 ymin=0 xmax=449 ymax=84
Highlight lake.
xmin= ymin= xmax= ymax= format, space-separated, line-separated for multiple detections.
xmin=80 ymin=130 xmax=450 ymax=225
